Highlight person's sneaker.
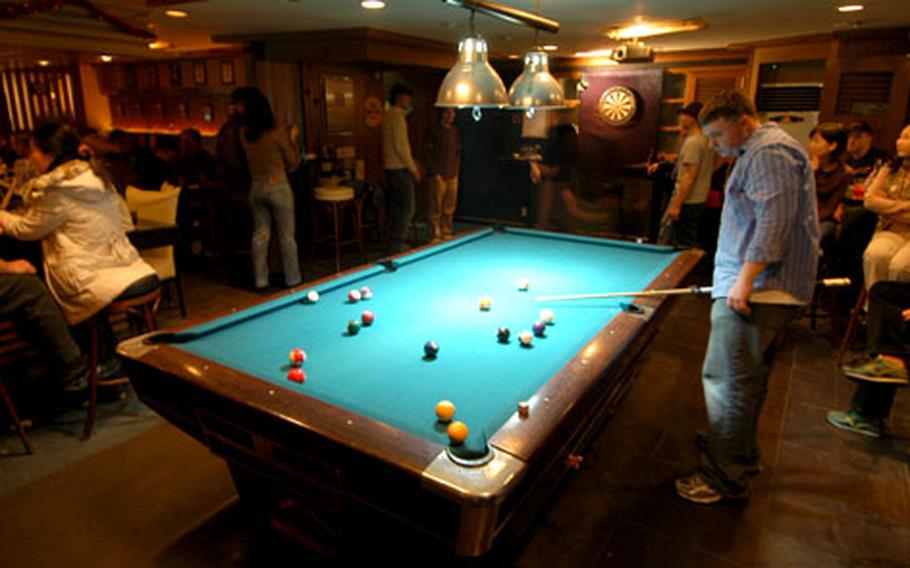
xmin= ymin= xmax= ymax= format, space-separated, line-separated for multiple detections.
xmin=843 ymin=355 xmax=909 ymax=385
xmin=60 ymin=366 xmax=89 ymax=393
xmin=674 ymin=472 xmax=725 ymax=505
xmin=826 ymin=410 xmax=883 ymax=438
xmin=694 ymin=430 xmax=763 ymax=475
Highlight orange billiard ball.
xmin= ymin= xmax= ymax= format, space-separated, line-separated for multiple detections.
xmin=435 ymin=400 xmax=456 ymax=422
xmin=447 ymin=421 xmax=469 ymax=445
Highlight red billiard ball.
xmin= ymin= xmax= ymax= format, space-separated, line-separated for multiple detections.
xmin=361 ymin=310 xmax=375 ymax=326
xmin=287 ymin=368 xmax=306 ymax=383
xmin=348 ymin=289 xmax=362 ymax=303
xmin=288 ymin=348 xmax=307 ymax=366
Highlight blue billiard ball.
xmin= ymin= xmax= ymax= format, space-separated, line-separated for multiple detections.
xmin=424 ymin=341 xmax=440 ymax=358
xmin=497 ymin=327 xmax=511 ymax=343
xmin=532 ymin=320 xmax=546 ymax=337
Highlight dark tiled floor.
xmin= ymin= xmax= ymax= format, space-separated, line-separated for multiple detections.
xmin=2 ymin=245 xmax=910 ymax=567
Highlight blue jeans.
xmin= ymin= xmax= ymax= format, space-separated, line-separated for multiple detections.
xmin=385 ymin=168 xmax=415 ymax=252
xmin=249 ymin=183 xmax=301 ymax=289
xmin=699 ymin=299 xmax=801 ymax=497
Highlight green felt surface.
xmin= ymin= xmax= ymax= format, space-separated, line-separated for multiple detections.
xmin=171 ymin=228 xmax=680 ymax=450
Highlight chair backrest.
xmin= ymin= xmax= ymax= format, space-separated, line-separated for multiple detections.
xmin=125 ymin=184 xmax=181 ymax=225
xmin=125 ymin=184 xmax=181 ymax=280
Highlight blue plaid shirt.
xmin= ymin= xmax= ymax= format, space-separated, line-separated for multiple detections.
xmin=713 ymin=123 xmax=820 ymax=303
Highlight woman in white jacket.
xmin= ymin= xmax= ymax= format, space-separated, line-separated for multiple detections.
xmin=0 ymin=123 xmax=157 ymax=327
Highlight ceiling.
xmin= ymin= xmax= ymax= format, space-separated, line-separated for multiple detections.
xmin=1 ymin=0 xmax=909 ymax=63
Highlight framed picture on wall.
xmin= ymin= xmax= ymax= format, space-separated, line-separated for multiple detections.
xmin=220 ymin=60 xmax=235 ymax=85
xmin=323 ymin=75 xmax=355 ymax=134
xmin=193 ymin=61 xmax=207 ymax=86
xmin=169 ymin=62 xmax=182 ymax=87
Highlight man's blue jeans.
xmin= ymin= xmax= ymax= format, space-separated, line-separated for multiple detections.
xmin=699 ymin=299 xmax=801 ymax=497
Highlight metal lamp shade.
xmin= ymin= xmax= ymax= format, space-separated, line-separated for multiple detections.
xmin=436 ymin=35 xmax=509 ymax=108
xmin=508 ymin=50 xmax=565 ymax=109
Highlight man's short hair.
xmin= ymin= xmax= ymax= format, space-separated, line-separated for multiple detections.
xmin=849 ymin=121 xmax=874 ymax=136
xmin=388 ymin=84 xmax=413 ymax=106
xmin=699 ymin=91 xmax=758 ymax=125
xmin=809 ymin=123 xmax=849 ymax=159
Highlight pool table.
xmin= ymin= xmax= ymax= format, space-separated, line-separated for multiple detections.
xmin=118 ymin=227 xmax=701 ymax=557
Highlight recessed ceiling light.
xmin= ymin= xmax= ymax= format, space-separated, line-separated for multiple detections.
xmin=37 ymin=59 xmax=50 ymax=67
xmin=542 ymin=45 xmax=558 ymax=51
xmin=164 ymin=9 xmax=189 ymax=18
xmin=100 ymin=54 xmax=113 ymax=63
xmin=361 ymin=0 xmax=386 ymax=9
xmin=837 ymin=4 xmax=864 ymax=12
xmin=148 ymin=40 xmax=170 ymax=50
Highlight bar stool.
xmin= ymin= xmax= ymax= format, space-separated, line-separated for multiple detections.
xmin=837 ymin=286 xmax=867 ymax=366
xmin=0 ymin=320 xmax=37 ymax=453
xmin=82 ymin=286 xmax=161 ymax=440
xmin=310 ymin=186 xmax=365 ymax=272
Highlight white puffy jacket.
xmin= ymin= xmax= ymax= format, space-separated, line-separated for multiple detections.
xmin=0 ymin=160 xmax=156 ymax=324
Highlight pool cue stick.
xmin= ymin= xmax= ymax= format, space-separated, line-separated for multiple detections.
xmin=535 ymin=278 xmax=851 ymax=302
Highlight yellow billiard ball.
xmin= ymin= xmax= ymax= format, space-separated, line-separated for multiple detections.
xmin=447 ymin=421 xmax=469 ymax=445
xmin=479 ymin=297 xmax=492 ymax=311
xmin=435 ymin=400 xmax=456 ymax=422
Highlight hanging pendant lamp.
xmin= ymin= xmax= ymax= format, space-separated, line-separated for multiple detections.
xmin=508 ymin=49 xmax=565 ymax=109
xmin=435 ymin=33 xmax=509 ymax=108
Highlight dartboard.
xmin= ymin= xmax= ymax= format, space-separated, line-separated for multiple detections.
xmin=598 ymin=86 xmax=637 ymax=126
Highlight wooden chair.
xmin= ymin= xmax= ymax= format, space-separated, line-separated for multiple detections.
xmin=0 ymin=320 xmax=38 ymax=453
xmin=82 ymin=287 xmax=161 ymax=440
xmin=125 ymin=184 xmax=186 ymax=317
xmin=837 ymin=286 xmax=868 ymax=366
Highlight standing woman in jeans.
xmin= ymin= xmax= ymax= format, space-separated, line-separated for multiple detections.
xmin=235 ymin=87 xmax=302 ymax=290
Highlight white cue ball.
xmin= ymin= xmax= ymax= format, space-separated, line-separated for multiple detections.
xmin=539 ymin=308 xmax=555 ymax=325
xmin=306 ymin=290 xmax=320 ymax=303
xmin=516 ymin=277 xmax=530 ymax=291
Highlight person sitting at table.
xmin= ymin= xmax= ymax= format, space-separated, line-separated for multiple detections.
xmin=808 ymin=123 xmax=850 ymax=260
xmin=176 ymin=128 xmax=216 ymax=188
xmin=862 ymin=123 xmax=910 ymax=290
xmin=0 ymin=123 xmax=158 ymax=332
xmin=827 ymin=280 xmax=910 ymax=437
xmin=0 ymin=257 xmax=88 ymax=392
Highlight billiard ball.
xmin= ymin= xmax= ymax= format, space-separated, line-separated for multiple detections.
xmin=360 ymin=286 xmax=373 ymax=300
xmin=539 ymin=308 xmax=555 ymax=325
xmin=424 ymin=341 xmax=440 ymax=358
xmin=287 ymin=368 xmax=306 ymax=383
xmin=288 ymin=348 xmax=307 ymax=366
xmin=532 ymin=320 xmax=547 ymax=337
xmin=348 ymin=289 xmax=362 ymax=303
xmin=496 ymin=326 xmax=511 ymax=343
xmin=518 ymin=401 xmax=531 ymax=418
xmin=518 ymin=330 xmax=533 ymax=347
xmin=347 ymin=319 xmax=362 ymax=335
xmin=447 ymin=421 xmax=469 ymax=445
xmin=306 ymin=290 xmax=320 ymax=303
xmin=361 ymin=310 xmax=375 ymax=326
xmin=435 ymin=400 xmax=456 ymax=422
xmin=479 ymin=297 xmax=492 ymax=311
xmin=516 ymin=277 xmax=530 ymax=291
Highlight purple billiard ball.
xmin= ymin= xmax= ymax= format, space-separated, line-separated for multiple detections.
xmin=424 ymin=341 xmax=440 ymax=358
xmin=532 ymin=320 xmax=546 ymax=337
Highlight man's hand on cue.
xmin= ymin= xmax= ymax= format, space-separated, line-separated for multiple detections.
xmin=726 ymin=276 xmax=753 ymax=315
